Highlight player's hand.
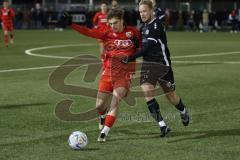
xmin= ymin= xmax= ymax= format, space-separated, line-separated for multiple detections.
xmin=100 ymin=53 xmax=107 ymax=61
xmin=63 ymin=11 xmax=73 ymax=25
xmin=63 ymin=11 xmax=71 ymax=18
xmin=130 ymin=36 xmax=139 ymax=48
xmin=122 ymin=56 xmax=129 ymax=64
xmin=6 ymin=11 xmax=10 ymax=16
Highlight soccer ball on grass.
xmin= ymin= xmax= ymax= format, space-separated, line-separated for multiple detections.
xmin=68 ymin=131 xmax=88 ymax=150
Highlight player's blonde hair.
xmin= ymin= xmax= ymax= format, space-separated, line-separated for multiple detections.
xmin=139 ymin=0 xmax=153 ymax=10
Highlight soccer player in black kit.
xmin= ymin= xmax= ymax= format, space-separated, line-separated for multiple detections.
xmin=123 ymin=0 xmax=190 ymax=137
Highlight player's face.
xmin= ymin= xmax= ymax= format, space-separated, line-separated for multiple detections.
xmin=112 ymin=1 xmax=118 ymax=9
xmin=139 ymin=4 xmax=153 ymax=23
xmin=3 ymin=2 xmax=9 ymax=8
xmin=108 ymin=17 xmax=124 ymax=33
xmin=101 ymin=4 xmax=108 ymax=13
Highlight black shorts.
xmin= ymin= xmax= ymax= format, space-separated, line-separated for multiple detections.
xmin=140 ymin=61 xmax=175 ymax=93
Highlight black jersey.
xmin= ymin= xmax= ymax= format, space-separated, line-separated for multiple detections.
xmin=140 ymin=17 xmax=171 ymax=66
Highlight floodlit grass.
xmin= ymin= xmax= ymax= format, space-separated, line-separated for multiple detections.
xmin=0 ymin=30 xmax=240 ymax=160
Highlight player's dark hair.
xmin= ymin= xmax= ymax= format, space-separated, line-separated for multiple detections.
xmin=139 ymin=0 xmax=153 ymax=10
xmin=100 ymin=0 xmax=108 ymax=5
xmin=107 ymin=8 xmax=124 ymax=20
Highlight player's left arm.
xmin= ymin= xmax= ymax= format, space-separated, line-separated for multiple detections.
xmin=0 ymin=9 xmax=3 ymax=22
xmin=122 ymin=23 xmax=163 ymax=63
xmin=71 ymin=23 xmax=106 ymax=39
xmin=10 ymin=8 xmax=15 ymax=18
xmin=0 ymin=10 xmax=2 ymax=23
xmin=132 ymin=28 xmax=142 ymax=49
xmin=122 ymin=40 xmax=155 ymax=63
xmin=92 ymin=13 xmax=98 ymax=27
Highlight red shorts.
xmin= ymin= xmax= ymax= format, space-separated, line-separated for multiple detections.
xmin=98 ymin=75 xmax=131 ymax=94
xmin=1 ymin=23 xmax=13 ymax=32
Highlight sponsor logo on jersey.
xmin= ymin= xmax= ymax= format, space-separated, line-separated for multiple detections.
xmin=154 ymin=23 xmax=157 ymax=29
xmin=100 ymin=19 xmax=107 ymax=23
xmin=104 ymin=40 xmax=133 ymax=51
xmin=125 ymin=32 xmax=132 ymax=38
xmin=114 ymin=40 xmax=133 ymax=48
xmin=145 ymin=29 xmax=149 ymax=35
xmin=3 ymin=10 xmax=9 ymax=16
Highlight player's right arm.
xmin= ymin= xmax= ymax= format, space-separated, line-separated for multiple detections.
xmin=71 ymin=23 xmax=106 ymax=39
xmin=123 ymin=40 xmax=155 ymax=63
xmin=122 ymin=23 xmax=164 ymax=63
xmin=0 ymin=9 xmax=2 ymax=22
xmin=92 ymin=12 xmax=99 ymax=27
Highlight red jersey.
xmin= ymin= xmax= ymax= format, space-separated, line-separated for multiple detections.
xmin=71 ymin=23 xmax=141 ymax=78
xmin=92 ymin=12 xmax=108 ymax=29
xmin=0 ymin=7 xmax=15 ymax=25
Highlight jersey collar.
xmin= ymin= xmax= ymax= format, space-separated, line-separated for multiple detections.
xmin=147 ymin=17 xmax=157 ymax=25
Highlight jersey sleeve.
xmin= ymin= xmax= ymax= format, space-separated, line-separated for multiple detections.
xmin=133 ymin=28 xmax=142 ymax=48
xmin=71 ymin=23 xmax=106 ymax=39
xmin=0 ymin=10 xmax=2 ymax=22
xmin=127 ymin=40 xmax=155 ymax=62
xmin=128 ymin=26 xmax=141 ymax=49
xmin=154 ymin=4 xmax=165 ymax=20
xmin=92 ymin=12 xmax=99 ymax=26
xmin=10 ymin=8 xmax=15 ymax=18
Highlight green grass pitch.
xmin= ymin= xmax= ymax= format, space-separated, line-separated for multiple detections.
xmin=0 ymin=30 xmax=240 ymax=160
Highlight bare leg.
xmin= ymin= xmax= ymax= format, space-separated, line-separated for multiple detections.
xmin=96 ymin=91 xmax=109 ymax=114
xmin=165 ymin=90 xmax=190 ymax=126
xmin=141 ymin=83 xmax=155 ymax=102
xmin=165 ymin=90 xmax=180 ymax=106
xmin=98 ymin=87 xmax=128 ymax=142
xmin=9 ymin=30 xmax=14 ymax=44
xmin=4 ymin=30 xmax=9 ymax=47
xmin=96 ymin=91 xmax=109 ymax=130
xmin=99 ymin=42 xmax=104 ymax=54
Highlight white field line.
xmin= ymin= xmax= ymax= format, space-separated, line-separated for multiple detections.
xmin=172 ymin=60 xmax=240 ymax=64
xmin=25 ymin=44 xmax=97 ymax=59
xmin=25 ymin=44 xmax=240 ymax=60
xmin=0 ymin=64 xmax=85 ymax=73
xmin=172 ymin=51 xmax=240 ymax=59
xmin=0 ymin=44 xmax=240 ymax=73
xmin=0 ymin=65 xmax=59 ymax=73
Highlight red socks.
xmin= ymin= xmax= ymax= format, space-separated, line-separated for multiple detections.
xmin=98 ymin=111 xmax=105 ymax=116
xmin=104 ymin=115 xmax=116 ymax=128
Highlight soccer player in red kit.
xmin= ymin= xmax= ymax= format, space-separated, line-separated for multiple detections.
xmin=71 ymin=8 xmax=140 ymax=142
xmin=0 ymin=1 xmax=15 ymax=47
xmin=92 ymin=1 xmax=108 ymax=54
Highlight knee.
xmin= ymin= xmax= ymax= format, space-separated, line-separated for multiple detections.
xmin=141 ymin=84 xmax=155 ymax=101
xmin=96 ymin=99 xmax=105 ymax=111
xmin=112 ymin=92 xmax=123 ymax=103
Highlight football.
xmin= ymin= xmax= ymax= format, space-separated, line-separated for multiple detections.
xmin=68 ymin=131 xmax=88 ymax=150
